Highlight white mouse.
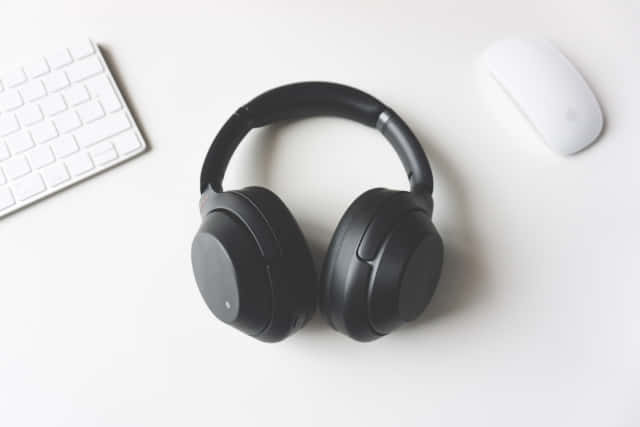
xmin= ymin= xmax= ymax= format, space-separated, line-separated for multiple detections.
xmin=484 ymin=38 xmax=604 ymax=155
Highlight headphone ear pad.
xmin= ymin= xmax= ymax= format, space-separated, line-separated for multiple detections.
xmin=237 ymin=186 xmax=317 ymax=340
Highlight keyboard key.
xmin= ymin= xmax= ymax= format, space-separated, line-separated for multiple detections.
xmin=90 ymin=141 xmax=118 ymax=165
xmin=0 ymin=90 xmax=24 ymax=111
xmin=113 ymin=131 xmax=141 ymax=155
xmin=3 ymin=156 xmax=31 ymax=179
xmin=86 ymin=75 xmax=111 ymax=96
xmin=65 ymin=152 xmax=94 ymax=176
xmin=13 ymin=173 xmax=46 ymax=200
xmin=47 ymin=49 xmax=73 ymax=69
xmin=0 ymin=115 xmax=20 ymax=136
xmin=77 ymin=100 xmax=104 ymax=123
xmin=0 ymin=168 xmax=5 ymax=185
xmin=63 ymin=85 xmax=90 ymax=106
xmin=43 ymin=163 xmax=70 ymax=187
xmin=50 ymin=135 xmax=78 ymax=158
xmin=87 ymin=75 xmax=122 ymax=112
xmin=30 ymin=121 xmax=58 ymax=143
xmin=24 ymin=58 xmax=50 ymax=79
xmin=4 ymin=68 xmax=27 ymax=87
xmin=28 ymin=145 xmax=55 ymax=169
xmin=100 ymin=91 xmax=122 ymax=113
xmin=16 ymin=104 xmax=44 ymax=126
xmin=67 ymin=56 xmax=102 ymax=82
xmin=0 ymin=141 xmax=10 ymax=161
xmin=40 ymin=94 xmax=67 ymax=116
xmin=0 ymin=187 xmax=15 ymax=211
xmin=42 ymin=71 xmax=70 ymax=92
xmin=6 ymin=133 xmax=34 ymax=154
xmin=20 ymin=80 xmax=47 ymax=102
xmin=69 ymin=40 xmax=95 ymax=59
xmin=75 ymin=111 xmax=130 ymax=147
xmin=54 ymin=111 xmax=82 ymax=133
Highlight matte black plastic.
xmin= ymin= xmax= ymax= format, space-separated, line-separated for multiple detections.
xmin=357 ymin=192 xmax=432 ymax=261
xmin=191 ymin=211 xmax=272 ymax=336
xmin=200 ymin=112 xmax=251 ymax=194
xmin=238 ymin=186 xmax=317 ymax=341
xmin=199 ymin=82 xmax=433 ymax=195
xmin=321 ymin=188 xmax=443 ymax=341
xmin=246 ymin=81 xmax=383 ymax=128
xmin=397 ymin=225 xmax=443 ymax=322
xmin=198 ymin=188 xmax=280 ymax=260
xmin=191 ymin=185 xmax=316 ymax=342
xmin=368 ymin=211 xmax=444 ymax=334
xmin=320 ymin=188 xmax=396 ymax=339
xmin=377 ymin=110 xmax=434 ymax=194
xmin=194 ymin=82 xmax=445 ymax=343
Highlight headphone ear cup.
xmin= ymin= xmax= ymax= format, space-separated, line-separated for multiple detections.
xmin=192 ymin=209 xmax=273 ymax=338
xmin=237 ymin=186 xmax=317 ymax=340
xmin=320 ymin=188 xmax=397 ymax=339
xmin=321 ymin=189 xmax=443 ymax=341
xmin=191 ymin=187 xmax=316 ymax=342
xmin=367 ymin=209 xmax=443 ymax=334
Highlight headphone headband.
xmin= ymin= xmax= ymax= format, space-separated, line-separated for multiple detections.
xmin=199 ymin=82 xmax=433 ymax=194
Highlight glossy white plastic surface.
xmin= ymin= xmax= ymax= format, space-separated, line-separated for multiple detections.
xmin=485 ymin=38 xmax=604 ymax=155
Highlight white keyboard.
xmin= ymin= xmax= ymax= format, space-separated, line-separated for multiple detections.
xmin=0 ymin=39 xmax=146 ymax=218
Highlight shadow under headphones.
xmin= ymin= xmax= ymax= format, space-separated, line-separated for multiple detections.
xmin=192 ymin=82 xmax=444 ymax=342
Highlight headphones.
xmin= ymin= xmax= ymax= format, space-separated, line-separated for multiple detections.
xmin=191 ymin=82 xmax=444 ymax=342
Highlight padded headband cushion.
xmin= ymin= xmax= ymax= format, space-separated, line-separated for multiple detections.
xmin=245 ymin=82 xmax=384 ymax=127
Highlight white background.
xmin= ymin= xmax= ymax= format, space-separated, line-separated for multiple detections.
xmin=0 ymin=1 xmax=638 ymax=426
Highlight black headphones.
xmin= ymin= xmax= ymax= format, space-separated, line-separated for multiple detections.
xmin=191 ymin=82 xmax=444 ymax=342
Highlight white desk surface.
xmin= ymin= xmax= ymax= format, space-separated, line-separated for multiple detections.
xmin=1 ymin=1 xmax=638 ymax=426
